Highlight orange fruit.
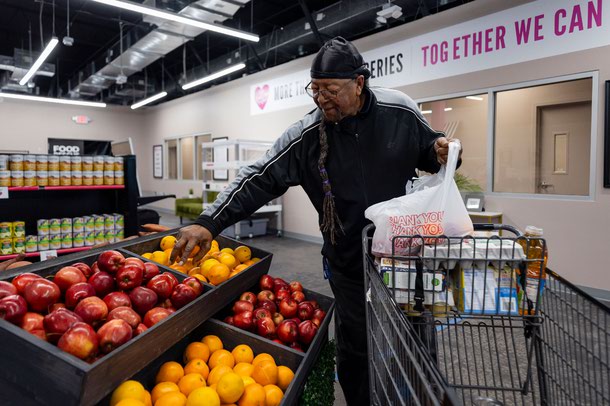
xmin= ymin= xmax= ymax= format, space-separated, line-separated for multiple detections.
xmin=155 ymin=391 xmax=187 ymax=406
xmin=186 ymin=387 xmax=220 ymax=406
xmin=202 ymin=335 xmax=223 ymax=353
xmin=251 ymin=258 xmax=261 ymax=263
xmin=241 ymin=376 xmax=255 ymax=387
xmin=252 ymin=353 xmax=275 ymax=368
xmin=237 ymin=383 xmax=266 ymax=406
xmin=251 ymin=360 xmax=278 ymax=386
xmin=276 ymin=366 xmax=295 ymax=391
xmin=141 ymin=252 xmax=153 ymax=259
xmin=111 ymin=380 xmax=147 ymax=406
xmin=263 ymin=384 xmax=283 ymax=406
xmin=218 ymin=254 xmax=238 ymax=270
xmin=156 ymin=361 xmax=185 ymax=384
xmin=164 ymin=248 xmax=174 ymax=261
xmin=152 ymin=382 xmax=180 ymax=404
xmin=151 ymin=250 xmax=168 ymax=266
xmin=115 ymin=400 xmax=145 ymax=406
xmin=193 ymin=274 xmax=208 ymax=283
xmin=233 ymin=246 xmax=252 ymax=263
xmin=178 ymin=373 xmax=206 ymax=397
xmin=216 ymin=372 xmax=245 ymax=404
xmin=242 ymin=260 xmax=255 ymax=267
xmin=220 ymin=248 xmax=235 ymax=256
xmin=184 ymin=359 xmax=210 ymax=380
xmin=188 ymin=245 xmax=201 ymax=258
xmin=231 ymin=345 xmax=254 ymax=364
xmin=209 ymin=384 xmax=217 ymax=392
xmin=209 ymin=349 xmax=235 ymax=369
xmin=207 ymin=365 xmax=233 ymax=386
xmin=170 ymin=263 xmax=188 ymax=274
xmin=143 ymin=390 xmax=152 ymax=406
xmin=234 ymin=363 xmax=255 ymax=377
xmin=188 ymin=267 xmax=202 ymax=276
xmin=211 ymin=240 xmax=219 ymax=249
xmin=233 ymin=264 xmax=249 ymax=273
xmin=208 ymin=263 xmax=230 ymax=285
xmin=160 ymin=235 xmax=177 ymax=251
xmin=184 ymin=342 xmax=211 ymax=363
xmin=201 ymin=259 xmax=220 ymax=278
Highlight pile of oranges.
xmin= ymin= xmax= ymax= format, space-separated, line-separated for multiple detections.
xmin=140 ymin=236 xmax=260 ymax=286
xmin=110 ymin=334 xmax=294 ymax=406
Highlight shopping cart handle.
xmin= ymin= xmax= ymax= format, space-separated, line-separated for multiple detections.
xmin=473 ymin=223 xmax=522 ymax=236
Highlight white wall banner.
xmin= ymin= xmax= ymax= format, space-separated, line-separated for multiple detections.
xmin=251 ymin=0 xmax=608 ymax=115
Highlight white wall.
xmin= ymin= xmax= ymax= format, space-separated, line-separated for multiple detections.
xmin=139 ymin=0 xmax=610 ymax=292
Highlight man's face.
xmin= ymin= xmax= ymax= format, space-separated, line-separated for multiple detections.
xmin=310 ymin=76 xmax=364 ymax=123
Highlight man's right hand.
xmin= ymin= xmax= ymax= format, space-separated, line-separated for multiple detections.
xmin=170 ymin=224 xmax=213 ymax=265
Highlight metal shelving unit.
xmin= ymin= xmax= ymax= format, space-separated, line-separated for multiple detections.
xmin=200 ymin=139 xmax=283 ymax=238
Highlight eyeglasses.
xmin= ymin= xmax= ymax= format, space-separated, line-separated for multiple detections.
xmin=305 ymin=79 xmax=355 ymax=99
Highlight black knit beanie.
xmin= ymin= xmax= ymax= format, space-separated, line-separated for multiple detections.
xmin=310 ymin=36 xmax=371 ymax=79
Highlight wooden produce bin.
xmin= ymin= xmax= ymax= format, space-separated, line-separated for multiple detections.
xmin=100 ymin=319 xmax=307 ymax=406
xmin=212 ymin=286 xmax=336 ymax=404
xmin=0 ymin=235 xmax=270 ymax=406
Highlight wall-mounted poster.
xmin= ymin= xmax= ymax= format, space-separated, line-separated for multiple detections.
xmin=153 ymin=145 xmax=163 ymax=179
xmin=213 ymin=137 xmax=229 ymax=181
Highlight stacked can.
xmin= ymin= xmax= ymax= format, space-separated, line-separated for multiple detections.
xmin=114 ymin=213 xmax=125 ymax=241
xmin=60 ymin=218 xmax=72 ymax=249
xmin=10 ymin=153 xmax=24 ymax=186
xmin=37 ymin=219 xmax=50 ymax=252
xmin=104 ymin=214 xmax=116 ymax=243
xmin=0 ymin=154 xmax=9 ymax=186
xmin=25 ymin=235 xmax=37 ymax=253
xmin=84 ymin=215 xmax=95 ymax=246
xmin=49 ymin=218 xmax=61 ymax=249
xmin=23 ymin=155 xmax=36 ymax=186
xmin=0 ymin=222 xmax=12 ymax=254
xmin=72 ymin=216 xmax=85 ymax=247
xmin=36 ymin=155 xmax=49 ymax=186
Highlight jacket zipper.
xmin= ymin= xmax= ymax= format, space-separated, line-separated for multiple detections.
xmin=355 ymin=132 xmax=370 ymax=208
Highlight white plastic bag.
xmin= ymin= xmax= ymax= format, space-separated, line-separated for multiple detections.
xmin=364 ymin=141 xmax=473 ymax=256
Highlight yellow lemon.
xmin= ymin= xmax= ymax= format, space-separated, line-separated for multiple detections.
xmin=151 ymin=250 xmax=168 ymax=266
xmin=233 ymin=246 xmax=252 ymax=263
xmin=141 ymin=252 xmax=153 ymax=259
xmin=219 ymin=247 xmax=235 ymax=256
xmin=110 ymin=380 xmax=146 ymax=406
xmin=186 ymin=387 xmax=220 ymax=406
xmin=160 ymin=235 xmax=177 ymax=251
xmin=201 ymin=258 xmax=220 ymax=278
xmin=216 ymin=372 xmax=245 ymax=404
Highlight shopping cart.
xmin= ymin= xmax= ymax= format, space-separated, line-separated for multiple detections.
xmin=362 ymin=223 xmax=610 ymax=406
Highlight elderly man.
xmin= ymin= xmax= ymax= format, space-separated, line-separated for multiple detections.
xmin=171 ymin=36 xmax=460 ymax=405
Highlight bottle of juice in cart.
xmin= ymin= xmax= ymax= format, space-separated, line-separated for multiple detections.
xmin=517 ymin=226 xmax=548 ymax=315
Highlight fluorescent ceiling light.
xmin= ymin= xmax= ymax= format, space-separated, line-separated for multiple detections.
xmin=131 ymin=91 xmax=168 ymax=110
xmin=466 ymin=96 xmax=484 ymax=101
xmin=182 ymin=63 xmax=246 ymax=90
xmin=421 ymin=110 xmax=432 ymax=115
xmin=19 ymin=37 xmax=59 ymax=86
xmin=444 ymin=107 xmax=453 ymax=111
xmin=0 ymin=92 xmax=106 ymax=108
xmin=90 ymin=0 xmax=259 ymax=43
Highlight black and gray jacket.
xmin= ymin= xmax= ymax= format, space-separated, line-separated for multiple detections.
xmin=195 ymin=87 xmax=443 ymax=276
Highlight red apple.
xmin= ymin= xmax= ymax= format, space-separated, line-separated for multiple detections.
xmin=312 ymin=318 xmax=322 ymax=327
xmin=275 ymin=288 xmax=291 ymax=303
xmin=258 ymin=299 xmax=277 ymax=314
xmin=0 ymin=295 xmax=27 ymax=324
xmin=253 ymin=308 xmax=271 ymax=320
xmin=53 ymin=266 xmax=86 ymax=292
xmin=272 ymin=312 xmax=284 ymax=326
xmin=142 ymin=262 xmax=160 ymax=282
xmin=163 ymin=272 xmax=179 ymax=289
xmin=103 ymin=292 xmax=131 ymax=311
xmin=24 ymin=279 xmax=61 ymax=312
xmin=291 ymin=291 xmax=306 ymax=303
xmin=297 ymin=302 xmax=315 ymax=321
xmin=273 ymin=339 xmax=284 ymax=345
xmin=65 ymin=282 xmax=96 ymax=309
xmin=44 ymin=308 xmax=83 ymax=343
xmin=89 ymin=271 xmax=115 ymax=298
xmin=116 ymin=264 xmax=144 ymax=291
xmin=20 ymin=312 xmax=44 ymax=332
xmin=309 ymin=300 xmax=320 ymax=310
xmin=97 ymin=250 xmax=125 ymax=274
xmin=97 ymin=319 xmax=133 ymax=353
xmin=159 ymin=298 xmax=173 ymax=309
xmin=143 ymin=307 xmax=172 ymax=327
xmin=257 ymin=290 xmax=275 ymax=303
xmin=313 ymin=308 xmax=326 ymax=321
xmin=290 ymin=341 xmax=303 ymax=352
xmin=48 ymin=302 xmax=66 ymax=312
xmin=259 ymin=275 xmax=274 ymax=291
xmin=256 ymin=317 xmax=276 ymax=338
xmin=239 ymin=292 xmax=257 ymax=307
xmin=290 ymin=317 xmax=302 ymax=325
xmin=223 ymin=316 xmax=235 ymax=326
xmin=30 ymin=329 xmax=47 ymax=340
xmin=74 ymin=296 xmax=108 ymax=326
xmin=298 ymin=320 xmax=318 ymax=345
xmin=277 ymin=319 xmax=298 ymax=344
xmin=279 ymin=298 xmax=298 ymax=319
xmin=170 ymin=284 xmax=197 ymax=309
xmin=107 ymin=306 xmax=141 ymax=330
xmin=58 ymin=322 xmax=99 ymax=360
xmin=72 ymin=262 xmax=94 ymax=279
xmin=232 ymin=300 xmax=254 ymax=315
xmin=273 ymin=278 xmax=289 ymax=293
xmin=124 ymin=257 xmax=145 ymax=270
xmin=289 ymin=281 xmax=303 ymax=292
xmin=0 ymin=281 xmax=17 ymax=299
xmin=233 ymin=310 xmax=254 ymax=331
xmin=91 ymin=261 xmax=101 ymax=274
xmin=134 ymin=323 xmax=147 ymax=336
xmin=146 ymin=274 xmax=174 ymax=300
xmin=129 ymin=287 xmax=158 ymax=315
xmin=183 ymin=277 xmax=204 ymax=296
xmin=11 ymin=273 xmax=42 ymax=295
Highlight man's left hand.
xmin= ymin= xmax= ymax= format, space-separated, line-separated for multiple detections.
xmin=434 ymin=137 xmax=462 ymax=165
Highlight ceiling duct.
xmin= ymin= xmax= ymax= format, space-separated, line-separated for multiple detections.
xmin=0 ymin=49 xmax=56 ymax=93
xmin=67 ymin=0 xmax=249 ymax=101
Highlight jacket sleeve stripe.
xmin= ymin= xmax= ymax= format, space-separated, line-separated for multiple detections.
xmin=209 ymin=121 xmax=321 ymax=221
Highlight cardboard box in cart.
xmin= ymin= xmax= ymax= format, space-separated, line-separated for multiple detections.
xmin=453 ymin=265 xmax=520 ymax=315
xmin=0 ymin=230 xmax=273 ymax=406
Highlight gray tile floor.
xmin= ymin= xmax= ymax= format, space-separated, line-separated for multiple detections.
xmin=159 ymin=212 xmax=348 ymax=405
